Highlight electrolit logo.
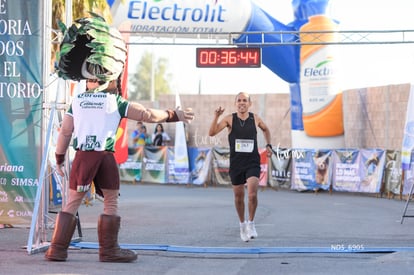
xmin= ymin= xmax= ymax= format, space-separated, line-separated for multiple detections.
xmin=110 ymin=0 xmax=252 ymax=35
xmin=303 ymin=57 xmax=335 ymax=78
xmin=127 ymin=0 xmax=227 ymax=23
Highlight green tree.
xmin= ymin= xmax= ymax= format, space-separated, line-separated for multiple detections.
xmin=128 ymin=51 xmax=172 ymax=101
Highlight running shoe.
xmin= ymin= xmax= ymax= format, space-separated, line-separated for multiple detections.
xmin=247 ymin=221 xmax=258 ymax=239
xmin=240 ymin=222 xmax=249 ymax=242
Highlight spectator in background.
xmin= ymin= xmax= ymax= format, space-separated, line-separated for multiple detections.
xmin=152 ymin=123 xmax=171 ymax=146
xmin=137 ymin=125 xmax=152 ymax=146
xmin=131 ymin=121 xmax=143 ymax=148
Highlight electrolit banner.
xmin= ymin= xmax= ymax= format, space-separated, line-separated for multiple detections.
xmin=299 ymin=15 xmax=343 ymax=137
xmin=109 ymin=0 xmax=252 ymax=36
xmin=108 ymin=0 xmax=344 ymax=148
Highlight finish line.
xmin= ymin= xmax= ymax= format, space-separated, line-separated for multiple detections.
xmin=71 ymin=242 xmax=414 ymax=254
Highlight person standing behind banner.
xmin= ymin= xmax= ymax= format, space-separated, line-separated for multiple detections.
xmin=45 ymin=77 xmax=195 ymax=263
xmin=131 ymin=121 xmax=143 ymax=148
xmin=137 ymin=125 xmax=152 ymax=146
xmin=208 ymin=92 xmax=272 ymax=242
xmin=152 ymin=123 xmax=171 ymax=146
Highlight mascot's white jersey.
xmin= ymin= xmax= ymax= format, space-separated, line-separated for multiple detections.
xmin=67 ymin=91 xmax=129 ymax=152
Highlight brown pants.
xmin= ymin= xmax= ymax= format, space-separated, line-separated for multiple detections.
xmin=70 ymin=151 xmax=120 ymax=197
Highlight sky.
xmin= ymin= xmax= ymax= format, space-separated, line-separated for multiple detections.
xmin=126 ymin=0 xmax=414 ymax=95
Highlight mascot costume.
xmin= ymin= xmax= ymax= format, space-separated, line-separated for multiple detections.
xmin=45 ymin=13 xmax=137 ymax=262
xmin=45 ymin=13 xmax=194 ymax=263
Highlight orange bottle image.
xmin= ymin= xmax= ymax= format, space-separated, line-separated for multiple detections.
xmin=299 ymin=15 xmax=344 ymax=137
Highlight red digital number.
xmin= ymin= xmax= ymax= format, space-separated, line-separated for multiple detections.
xmin=249 ymin=51 xmax=258 ymax=64
xmin=196 ymin=48 xmax=261 ymax=68
xmin=221 ymin=50 xmax=228 ymax=64
xmin=240 ymin=51 xmax=248 ymax=63
xmin=199 ymin=50 xmax=218 ymax=65
xmin=228 ymin=51 xmax=237 ymax=64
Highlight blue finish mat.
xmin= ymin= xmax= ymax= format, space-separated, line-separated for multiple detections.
xmin=71 ymin=242 xmax=414 ymax=254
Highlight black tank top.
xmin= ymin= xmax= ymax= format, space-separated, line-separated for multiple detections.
xmin=228 ymin=112 xmax=260 ymax=171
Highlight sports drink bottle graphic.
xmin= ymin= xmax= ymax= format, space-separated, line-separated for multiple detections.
xmin=299 ymin=15 xmax=344 ymax=137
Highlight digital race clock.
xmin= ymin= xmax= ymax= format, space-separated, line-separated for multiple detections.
xmin=196 ymin=47 xmax=261 ymax=68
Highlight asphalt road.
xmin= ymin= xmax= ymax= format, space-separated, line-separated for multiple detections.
xmin=1 ymin=183 xmax=414 ymax=275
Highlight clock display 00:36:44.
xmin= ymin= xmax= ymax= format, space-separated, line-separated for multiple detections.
xmin=196 ymin=47 xmax=261 ymax=68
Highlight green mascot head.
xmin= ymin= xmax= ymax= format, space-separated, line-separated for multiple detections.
xmin=56 ymin=12 xmax=127 ymax=92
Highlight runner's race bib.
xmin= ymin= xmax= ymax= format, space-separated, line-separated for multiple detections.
xmin=235 ymin=139 xmax=254 ymax=153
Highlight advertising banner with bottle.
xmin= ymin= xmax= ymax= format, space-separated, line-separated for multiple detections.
xmin=109 ymin=0 xmax=253 ymax=37
xmin=108 ymin=0 xmax=343 ymax=148
xmin=297 ymin=14 xmax=345 ymax=148
xmin=0 ymin=1 xmax=44 ymax=225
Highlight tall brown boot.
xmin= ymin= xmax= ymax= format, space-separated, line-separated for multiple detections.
xmin=45 ymin=211 xmax=77 ymax=261
xmin=98 ymin=214 xmax=137 ymax=262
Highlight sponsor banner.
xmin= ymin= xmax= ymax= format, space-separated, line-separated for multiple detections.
xmin=119 ymin=147 xmax=144 ymax=182
xmin=210 ymin=147 xmax=267 ymax=186
xmin=142 ymin=146 xmax=167 ymax=183
xmin=0 ymin=0 xmax=43 ymax=224
xmin=50 ymin=172 xmax=62 ymax=207
xmin=173 ymin=93 xmax=190 ymax=184
xmin=120 ymin=146 xmax=209 ymax=185
xmin=359 ymin=149 xmax=385 ymax=193
xmin=188 ymin=147 xmax=211 ymax=186
xmin=402 ymin=151 xmax=414 ymax=195
xmin=332 ymin=149 xmax=385 ymax=193
xmin=211 ymin=147 xmax=231 ymax=185
xmin=109 ymin=0 xmax=252 ymax=37
xmin=108 ymin=0 xmax=341 ymax=149
xmin=332 ymin=149 xmax=361 ymax=192
xmin=259 ymin=148 xmax=268 ymax=187
xmin=291 ymin=149 xmax=332 ymax=191
xmin=168 ymin=146 xmax=189 ymax=184
xmin=401 ymin=84 xmax=414 ymax=170
xmin=383 ymin=150 xmax=402 ymax=195
xmin=314 ymin=150 xmax=332 ymax=190
xmin=269 ymin=147 xmax=292 ymax=189
xmin=403 ymin=172 xmax=414 ymax=195
xmin=291 ymin=149 xmax=315 ymax=191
